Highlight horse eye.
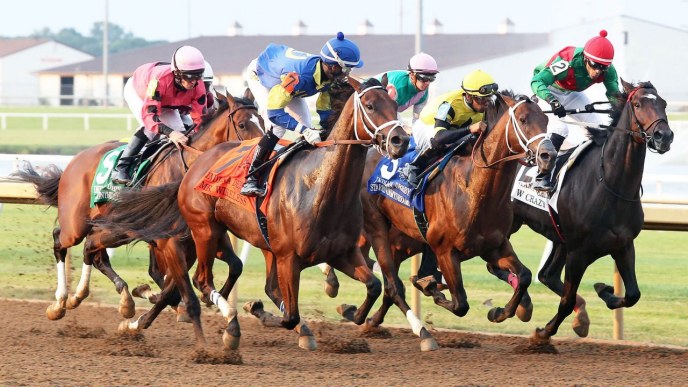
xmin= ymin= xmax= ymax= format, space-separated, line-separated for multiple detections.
xmin=238 ymin=122 xmax=246 ymax=129
xmin=366 ymin=103 xmax=374 ymax=110
xmin=519 ymin=117 xmax=527 ymax=124
xmin=634 ymin=102 xmax=641 ymax=108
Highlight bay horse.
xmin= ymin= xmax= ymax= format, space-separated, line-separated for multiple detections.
xmin=12 ymin=91 xmax=265 ymax=336
xmin=346 ymin=91 xmax=557 ymax=351
xmin=496 ymin=79 xmax=673 ymax=343
xmin=94 ymin=77 xmax=409 ymax=349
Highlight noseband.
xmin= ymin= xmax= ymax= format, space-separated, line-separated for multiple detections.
xmin=226 ymin=104 xmax=262 ymax=142
xmin=352 ymin=85 xmax=404 ymax=156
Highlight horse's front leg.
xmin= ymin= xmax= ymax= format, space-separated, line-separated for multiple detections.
xmin=533 ymin=250 xmax=587 ymax=343
xmin=480 ymin=239 xmax=532 ymax=323
xmin=594 ymin=242 xmax=641 ymax=309
xmin=433 ymin=247 xmax=470 ymax=317
xmin=328 ymin=247 xmax=381 ymax=325
xmin=47 ymin=227 xmax=70 ymax=320
xmin=274 ymin=253 xmax=302 ymax=331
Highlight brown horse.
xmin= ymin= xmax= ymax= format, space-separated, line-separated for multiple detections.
xmin=95 ymin=77 xmax=409 ymax=349
xmin=497 ymin=79 xmax=674 ymax=344
xmin=12 ymin=91 xmax=265 ymax=335
xmin=338 ymin=92 xmax=557 ymax=351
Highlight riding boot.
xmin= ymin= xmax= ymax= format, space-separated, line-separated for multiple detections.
xmin=533 ymin=133 xmax=565 ymax=193
xmin=405 ymin=147 xmax=438 ymax=187
xmin=240 ymin=131 xmax=280 ymax=197
xmin=111 ymin=129 xmax=148 ymax=185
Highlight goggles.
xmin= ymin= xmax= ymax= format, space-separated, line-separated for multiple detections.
xmin=464 ymin=82 xmax=498 ymax=96
xmin=586 ymin=59 xmax=609 ymax=72
xmin=415 ymin=73 xmax=436 ymax=83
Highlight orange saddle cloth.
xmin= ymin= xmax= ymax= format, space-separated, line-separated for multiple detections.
xmin=194 ymin=138 xmax=291 ymax=213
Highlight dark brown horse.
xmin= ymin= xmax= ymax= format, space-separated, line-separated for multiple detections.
xmin=94 ymin=77 xmax=409 ymax=349
xmin=12 ymin=91 xmax=265 ymax=336
xmin=339 ymin=92 xmax=557 ymax=351
xmin=495 ymin=79 xmax=673 ymax=344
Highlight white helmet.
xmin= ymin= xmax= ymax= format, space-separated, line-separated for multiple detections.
xmin=202 ymin=60 xmax=214 ymax=84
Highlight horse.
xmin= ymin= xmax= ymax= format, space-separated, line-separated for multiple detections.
xmin=492 ymin=79 xmax=673 ymax=344
xmin=93 ymin=77 xmax=409 ymax=349
xmin=335 ymin=91 xmax=557 ymax=351
xmin=11 ymin=91 xmax=265 ymax=337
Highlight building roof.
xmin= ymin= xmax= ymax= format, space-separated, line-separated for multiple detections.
xmin=0 ymin=38 xmax=50 ymax=57
xmin=40 ymin=33 xmax=548 ymax=76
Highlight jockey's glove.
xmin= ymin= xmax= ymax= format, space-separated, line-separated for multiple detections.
xmin=302 ymin=127 xmax=322 ymax=145
xmin=168 ymin=130 xmax=189 ymax=145
xmin=548 ymin=98 xmax=567 ymax=118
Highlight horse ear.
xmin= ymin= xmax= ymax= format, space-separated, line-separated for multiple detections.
xmin=215 ymin=86 xmax=228 ymax=103
xmin=243 ymin=87 xmax=255 ymax=103
xmin=530 ymin=94 xmax=539 ymax=104
xmin=225 ymin=90 xmax=236 ymax=106
xmin=347 ymin=77 xmax=362 ymax=93
xmin=381 ymin=73 xmax=389 ymax=88
xmin=620 ymin=78 xmax=633 ymax=93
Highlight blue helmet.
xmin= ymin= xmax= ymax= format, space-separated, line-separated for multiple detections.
xmin=320 ymin=32 xmax=363 ymax=69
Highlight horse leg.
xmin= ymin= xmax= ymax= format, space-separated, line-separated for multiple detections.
xmin=595 ymin=243 xmax=641 ymax=309
xmin=83 ymin=232 xmax=135 ymax=318
xmin=47 ymin=227 xmax=70 ymax=320
xmin=485 ymin=262 xmax=532 ymax=322
xmin=431 ymin=247 xmax=470 ymax=317
xmin=480 ymin=239 xmax=532 ymax=323
xmin=215 ymin=233 xmax=244 ymax=302
xmin=533 ymin=251 xmax=588 ymax=343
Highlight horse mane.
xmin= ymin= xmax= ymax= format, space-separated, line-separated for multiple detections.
xmin=322 ymin=79 xmax=355 ymax=131
xmin=589 ymin=80 xmax=656 ymax=142
xmin=194 ymin=95 xmax=256 ymax=137
xmin=484 ymin=89 xmax=532 ymax=127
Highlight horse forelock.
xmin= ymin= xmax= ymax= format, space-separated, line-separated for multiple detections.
xmin=360 ymin=77 xmax=383 ymax=90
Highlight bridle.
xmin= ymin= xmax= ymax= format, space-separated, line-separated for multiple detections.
xmin=472 ymin=98 xmax=547 ymax=168
xmin=225 ymin=103 xmax=263 ymax=142
xmin=351 ymin=84 xmax=404 ymax=157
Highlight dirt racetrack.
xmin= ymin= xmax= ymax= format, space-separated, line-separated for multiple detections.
xmin=0 ymin=298 xmax=686 ymax=386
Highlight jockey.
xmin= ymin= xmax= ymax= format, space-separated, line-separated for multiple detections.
xmin=112 ymin=45 xmax=207 ymax=185
xmin=531 ymin=30 xmax=621 ymax=192
xmin=240 ymin=32 xmax=364 ymax=197
xmin=378 ymin=52 xmax=439 ymax=123
xmin=195 ymin=60 xmax=218 ymax=123
xmin=404 ymin=69 xmax=495 ymax=186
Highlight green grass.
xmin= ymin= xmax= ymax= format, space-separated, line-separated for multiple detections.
xmin=0 ymin=203 xmax=686 ymax=347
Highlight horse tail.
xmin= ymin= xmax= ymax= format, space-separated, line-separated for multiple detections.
xmin=9 ymin=163 xmax=62 ymax=207
xmin=91 ymin=180 xmax=188 ymax=243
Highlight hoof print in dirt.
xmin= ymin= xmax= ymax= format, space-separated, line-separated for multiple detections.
xmin=192 ymin=349 xmax=243 ymax=365
xmin=320 ymin=338 xmax=371 ymax=354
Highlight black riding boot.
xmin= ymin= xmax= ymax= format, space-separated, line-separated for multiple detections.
xmin=240 ymin=131 xmax=280 ymax=197
xmin=405 ymin=147 xmax=438 ymax=187
xmin=112 ymin=129 xmax=148 ymax=185
xmin=533 ymin=133 xmax=565 ymax=193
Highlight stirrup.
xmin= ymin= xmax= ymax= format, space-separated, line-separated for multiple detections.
xmin=111 ymin=170 xmax=132 ymax=185
xmin=240 ymin=178 xmax=266 ymax=197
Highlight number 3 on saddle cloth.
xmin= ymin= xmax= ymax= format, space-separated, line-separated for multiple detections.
xmin=367 ymin=137 xmax=465 ymax=240
xmin=193 ymin=137 xmax=296 ymax=247
xmin=510 ymin=139 xmax=595 ymax=241
xmin=90 ymin=141 xmax=166 ymax=207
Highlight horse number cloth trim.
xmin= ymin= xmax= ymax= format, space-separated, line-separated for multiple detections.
xmin=548 ymin=60 xmax=570 ymax=76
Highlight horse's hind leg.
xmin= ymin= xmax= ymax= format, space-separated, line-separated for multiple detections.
xmin=47 ymin=227 xmax=70 ymax=320
xmin=486 ymin=263 xmax=533 ymax=322
xmin=480 ymin=239 xmax=531 ymax=323
xmin=595 ymin=243 xmax=641 ymax=309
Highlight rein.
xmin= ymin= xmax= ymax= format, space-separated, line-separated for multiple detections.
xmin=472 ymin=99 xmax=547 ymax=168
xmin=351 ymin=84 xmax=404 ymax=156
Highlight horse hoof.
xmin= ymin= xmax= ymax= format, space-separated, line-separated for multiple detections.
xmin=243 ymin=300 xmax=264 ymax=315
xmin=516 ymin=302 xmax=533 ymax=322
xmin=529 ymin=328 xmax=551 ymax=345
xmin=594 ymin=282 xmax=614 ymax=297
xmin=131 ymin=284 xmax=151 ymax=299
xmin=176 ymin=306 xmax=193 ymax=323
xmin=119 ymin=289 xmax=136 ymax=319
xmin=222 ymin=331 xmax=241 ymax=350
xmin=324 ymin=270 xmax=339 ymax=298
xmin=336 ymin=304 xmax=357 ymax=321
xmin=487 ymin=307 xmax=505 ymax=323
xmin=420 ymin=337 xmax=439 ymax=352
xmin=66 ymin=294 xmax=85 ymax=310
xmin=572 ymin=306 xmax=590 ymax=337
xmin=298 ymin=335 xmax=317 ymax=350
xmin=46 ymin=306 xmax=66 ymax=321
xmin=118 ymin=319 xmax=138 ymax=333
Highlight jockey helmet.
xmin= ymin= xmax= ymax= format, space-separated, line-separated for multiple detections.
xmin=202 ymin=60 xmax=214 ymax=85
xmin=171 ymin=46 xmax=205 ymax=79
xmin=461 ymin=70 xmax=498 ymax=97
xmin=320 ymin=32 xmax=363 ymax=69
xmin=408 ymin=52 xmax=439 ymax=75
xmin=583 ymin=30 xmax=614 ymax=66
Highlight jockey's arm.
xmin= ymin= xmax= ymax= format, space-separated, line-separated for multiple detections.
xmin=603 ymin=65 xmax=622 ymax=104
xmin=531 ymin=66 xmax=557 ymax=103
xmin=266 ymin=84 xmax=307 ymax=132
xmin=315 ymin=91 xmax=332 ymax=128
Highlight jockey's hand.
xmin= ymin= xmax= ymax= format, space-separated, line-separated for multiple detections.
xmin=469 ymin=121 xmax=487 ymax=134
xmin=549 ymin=98 xmax=566 ymax=118
xmin=302 ymin=127 xmax=322 ymax=145
xmin=168 ymin=131 xmax=189 ymax=145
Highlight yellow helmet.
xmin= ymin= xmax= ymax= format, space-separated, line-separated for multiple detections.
xmin=461 ymin=70 xmax=498 ymax=97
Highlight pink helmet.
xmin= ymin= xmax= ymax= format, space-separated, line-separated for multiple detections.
xmin=171 ymin=46 xmax=205 ymax=77
xmin=408 ymin=52 xmax=439 ymax=74
xmin=583 ymin=30 xmax=614 ymax=66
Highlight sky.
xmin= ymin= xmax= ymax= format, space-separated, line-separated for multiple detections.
xmin=2 ymin=0 xmax=687 ymax=43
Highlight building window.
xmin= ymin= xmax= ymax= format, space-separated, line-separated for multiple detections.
xmin=60 ymin=76 xmax=74 ymax=106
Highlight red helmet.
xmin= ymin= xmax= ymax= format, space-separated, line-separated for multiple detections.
xmin=583 ymin=30 xmax=614 ymax=66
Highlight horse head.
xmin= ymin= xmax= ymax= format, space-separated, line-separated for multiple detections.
xmin=191 ymin=89 xmax=265 ymax=149
xmin=346 ymin=77 xmax=409 ymax=159
xmin=486 ymin=92 xmax=556 ymax=172
xmin=619 ymin=79 xmax=673 ymax=154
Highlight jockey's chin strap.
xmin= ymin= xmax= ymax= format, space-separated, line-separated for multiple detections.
xmin=473 ymin=99 xmax=547 ymax=168
xmin=350 ymin=85 xmax=404 ymax=157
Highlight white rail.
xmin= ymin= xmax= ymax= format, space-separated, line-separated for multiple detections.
xmin=0 ymin=112 xmax=136 ymax=131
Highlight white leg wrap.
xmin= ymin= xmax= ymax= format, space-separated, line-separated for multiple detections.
xmin=317 ymin=262 xmax=330 ymax=274
xmin=129 ymin=317 xmax=140 ymax=330
xmin=55 ymin=261 xmax=67 ymax=301
xmin=405 ymin=310 xmax=424 ymax=336
xmin=75 ymin=263 xmax=92 ymax=295
xmin=210 ymin=290 xmax=231 ymax=319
